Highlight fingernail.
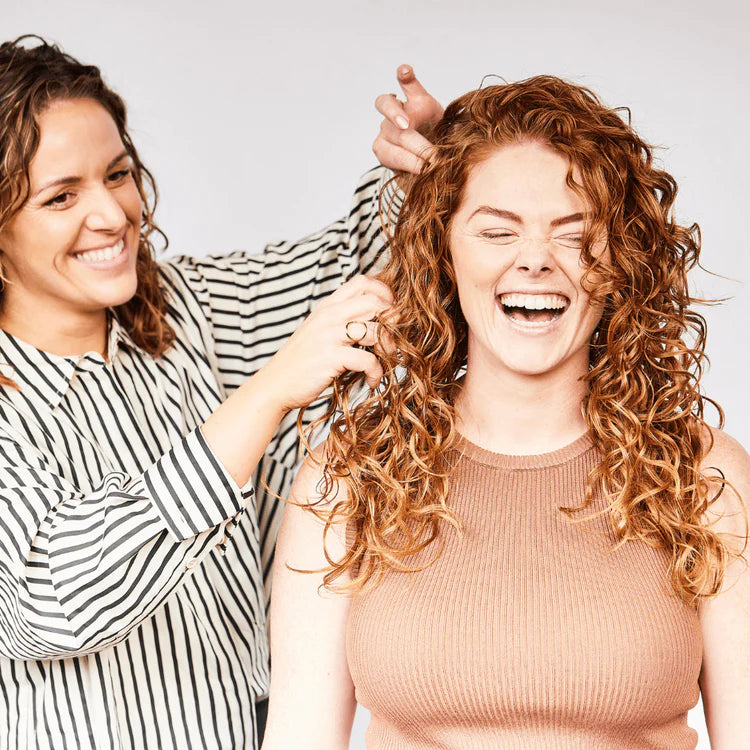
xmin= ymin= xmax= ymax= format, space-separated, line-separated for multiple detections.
xmin=396 ymin=115 xmax=409 ymax=130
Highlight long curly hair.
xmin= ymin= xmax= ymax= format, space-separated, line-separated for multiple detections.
xmin=303 ymin=75 xmax=734 ymax=604
xmin=0 ymin=35 xmax=174 ymax=387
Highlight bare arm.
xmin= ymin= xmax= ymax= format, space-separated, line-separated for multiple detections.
xmin=262 ymin=452 xmax=356 ymax=750
xmin=698 ymin=428 xmax=750 ymax=747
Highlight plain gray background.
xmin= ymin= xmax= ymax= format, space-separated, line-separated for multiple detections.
xmin=6 ymin=0 xmax=748 ymax=747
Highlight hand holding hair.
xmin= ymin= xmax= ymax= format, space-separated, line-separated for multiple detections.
xmin=372 ymin=64 xmax=443 ymax=174
xmin=201 ymin=275 xmax=394 ymax=488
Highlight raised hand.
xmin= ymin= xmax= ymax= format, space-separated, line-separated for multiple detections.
xmin=258 ymin=275 xmax=394 ymax=413
xmin=373 ymin=65 xmax=444 ymax=174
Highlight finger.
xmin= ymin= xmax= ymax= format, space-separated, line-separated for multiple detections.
xmin=366 ymin=277 xmax=394 ymax=301
xmin=342 ymin=321 xmax=398 ymax=355
xmin=325 ymin=274 xmax=374 ymax=303
xmin=377 ymin=119 xmax=435 ymax=159
xmin=394 ymin=128 xmax=435 ymax=163
xmin=330 ymin=295 xmax=392 ymax=329
xmin=341 ymin=319 xmax=380 ymax=348
xmin=397 ymin=64 xmax=431 ymax=103
xmin=373 ymin=141 xmax=427 ymax=174
xmin=332 ymin=275 xmax=394 ymax=305
xmin=373 ymin=121 xmax=435 ymax=172
xmin=375 ymin=93 xmax=410 ymax=130
xmin=340 ymin=347 xmax=384 ymax=390
xmin=372 ymin=326 xmax=397 ymax=358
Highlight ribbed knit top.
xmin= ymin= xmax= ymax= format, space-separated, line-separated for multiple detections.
xmin=346 ymin=433 xmax=701 ymax=749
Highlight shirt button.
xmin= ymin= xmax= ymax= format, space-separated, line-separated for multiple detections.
xmin=185 ymin=558 xmax=198 ymax=571
xmin=214 ymin=536 xmax=228 ymax=552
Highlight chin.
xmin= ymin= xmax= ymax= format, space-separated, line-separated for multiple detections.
xmin=499 ymin=353 xmax=565 ymax=377
xmin=507 ymin=364 xmax=557 ymax=377
xmin=95 ymin=277 xmax=139 ymax=309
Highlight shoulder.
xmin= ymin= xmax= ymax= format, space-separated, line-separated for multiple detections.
xmin=289 ymin=445 xmax=324 ymax=497
xmin=701 ymin=425 xmax=750 ymax=550
xmin=701 ymin=426 xmax=750 ymax=499
xmin=158 ymin=251 xmax=263 ymax=288
xmin=290 ymin=443 xmax=343 ymax=507
xmin=289 ymin=442 xmax=351 ymax=525
xmin=697 ymin=428 xmax=750 ymax=729
xmin=702 ymin=425 xmax=750 ymax=474
xmin=155 ymin=252 xmax=264 ymax=334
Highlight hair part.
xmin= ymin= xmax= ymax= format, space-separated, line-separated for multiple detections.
xmin=302 ymin=74 xmax=738 ymax=604
xmin=0 ymin=35 xmax=174 ymax=386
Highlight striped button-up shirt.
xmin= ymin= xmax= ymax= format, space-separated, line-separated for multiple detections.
xmin=0 ymin=167 xmax=393 ymax=749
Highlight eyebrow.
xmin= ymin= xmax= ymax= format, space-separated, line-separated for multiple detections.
xmin=550 ymin=212 xmax=586 ymax=228
xmin=468 ymin=206 xmax=587 ymax=228
xmin=32 ymin=150 xmax=131 ymax=198
xmin=468 ymin=206 xmax=524 ymax=223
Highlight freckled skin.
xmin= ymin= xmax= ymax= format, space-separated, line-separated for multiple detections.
xmin=449 ymin=141 xmax=608 ymax=380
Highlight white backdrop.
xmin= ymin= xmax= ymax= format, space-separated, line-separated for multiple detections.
xmin=5 ymin=0 xmax=749 ymax=747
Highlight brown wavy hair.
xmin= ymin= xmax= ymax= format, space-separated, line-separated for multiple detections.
xmin=0 ymin=35 xmax=174 ymax=387
xmin=303 ymin=75 xmax=736 ymax=604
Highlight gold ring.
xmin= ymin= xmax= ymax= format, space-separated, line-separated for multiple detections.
xmin=345 ymin=320 xmax=368 ymax=343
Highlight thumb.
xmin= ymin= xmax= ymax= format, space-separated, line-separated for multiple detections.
xmin=397 ymin=64 xmax=430 ymax=102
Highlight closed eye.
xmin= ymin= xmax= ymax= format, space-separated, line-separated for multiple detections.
xmin=554 ymin=234 xmax=584 ymax=248
xmin=479 ymin=231 xmax=519 ymax=244
xmin=44 ymin=191 xmax=74 ymax=208
xmin=107 ymin=168 xmax=132 ymax=183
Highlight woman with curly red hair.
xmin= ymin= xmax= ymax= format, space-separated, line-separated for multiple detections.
xmin=263 ymin=76 xmax=750 ymax=748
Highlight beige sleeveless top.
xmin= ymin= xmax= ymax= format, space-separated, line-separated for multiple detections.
xmin=346 ymin=434 xmax=701 ymax=749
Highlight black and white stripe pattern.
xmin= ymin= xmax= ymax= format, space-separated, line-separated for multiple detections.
xmin=0 ymin=167 xmax=395 ymax=749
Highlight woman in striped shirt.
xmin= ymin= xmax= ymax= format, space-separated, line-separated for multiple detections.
xmin=0 ymin=36 xmax=438 ymax=749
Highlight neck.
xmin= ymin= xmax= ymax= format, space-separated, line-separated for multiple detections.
xmin=456 ymin=350 xmax=589 ymax=456
xmin=0 ymin=298 xmax=108 ymax=358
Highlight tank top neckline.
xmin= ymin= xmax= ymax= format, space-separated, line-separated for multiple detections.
xmin=455 ymin=430 xmax=595 ymax=470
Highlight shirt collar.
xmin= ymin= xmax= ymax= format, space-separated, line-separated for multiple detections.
xmin=0 ymin=312 xmax=146 ymax=410
xmin=107 ymin=312 xmax=145 ymax=359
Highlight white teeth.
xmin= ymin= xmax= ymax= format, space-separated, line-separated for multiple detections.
xmin=74 ymin=239 xmax=125 ymax=264
xmin=499 ymin=293 xmax=568 ymax=310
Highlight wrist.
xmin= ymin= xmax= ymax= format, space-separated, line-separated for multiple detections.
xmin=248 ymin=362 xmax=291 ymax=421
xmin=200 ymin=365 xmax=291 ymax=489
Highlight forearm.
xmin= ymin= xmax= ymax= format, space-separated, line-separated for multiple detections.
xmin=200 ymin=365 xmax=287 ymax=488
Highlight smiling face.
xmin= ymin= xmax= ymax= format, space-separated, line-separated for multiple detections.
xmin=0 ymin=97 xmax=141 ymax=341
xmin=449 ymin=140 xmax=607 ymax=381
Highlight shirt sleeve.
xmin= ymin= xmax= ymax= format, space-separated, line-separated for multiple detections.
xmin=161 ymin=166 xmax=398 ymax=396
xmin=0 ymin=425 xmax=252 ymax=661
xmin=160 ymin=166 xmax=403 ymax=605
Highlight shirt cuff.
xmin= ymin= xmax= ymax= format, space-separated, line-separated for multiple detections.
xmin=139 ymin=426 xmax=254 ymax=541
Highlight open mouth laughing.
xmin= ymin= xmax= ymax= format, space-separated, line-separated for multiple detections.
xmin=498 ymin=292 xmax=570 ymax=327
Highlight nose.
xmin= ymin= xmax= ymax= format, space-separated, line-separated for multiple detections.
xmin=514 ymin=237 xmax=554 ymax=276
xmin=83 ymin=186 xmax=128 ymax=233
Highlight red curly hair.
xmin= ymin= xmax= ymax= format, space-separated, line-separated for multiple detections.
xmin=303 ymin=75 xmax=734 ymax=605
